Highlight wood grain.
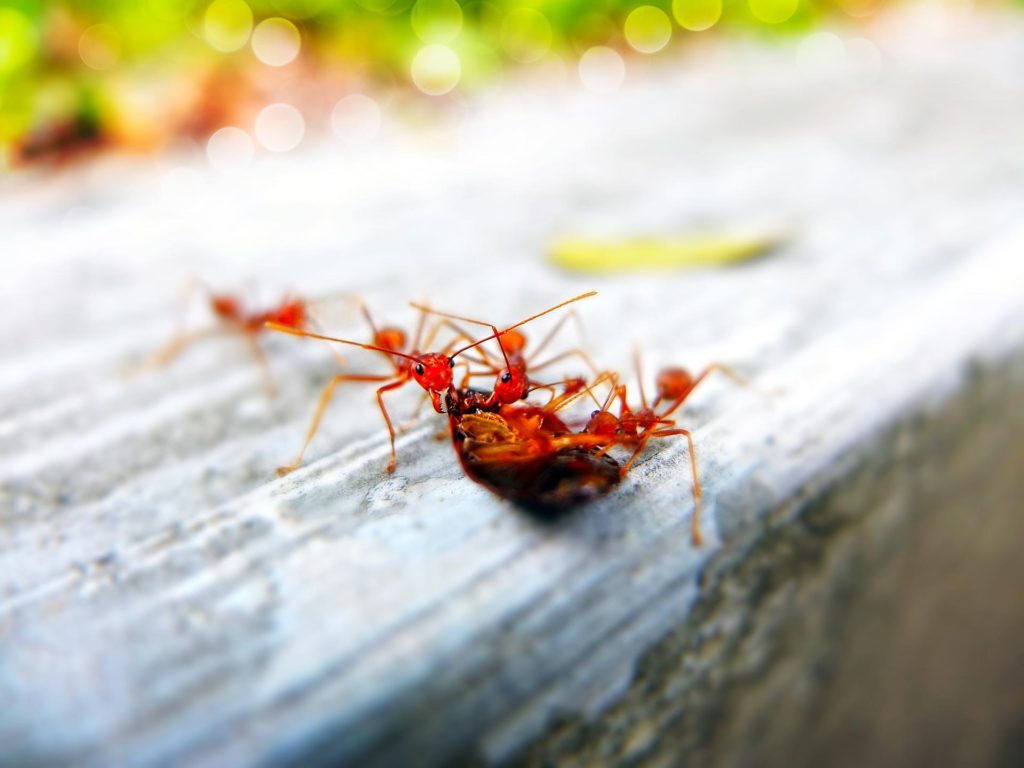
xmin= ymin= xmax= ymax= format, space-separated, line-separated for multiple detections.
xmin=2 ymin=17 xmax=1024 ymax=767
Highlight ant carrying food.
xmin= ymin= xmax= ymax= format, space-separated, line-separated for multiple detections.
xmin=267 ymin=292 xmax=598 ymax=476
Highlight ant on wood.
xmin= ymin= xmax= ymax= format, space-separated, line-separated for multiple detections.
xmin=141 ymin=281 xmax=345 ymax=395
xmin=267 ymin=292 xmax=598 ymax=475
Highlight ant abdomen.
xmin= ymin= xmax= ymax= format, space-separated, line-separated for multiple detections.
xmin=498 ymin=330 xmax=527 ymax=357
xmin=375 ymin=327 xmax=407 ymax=352
xmin=656 ymin=367 xmax=694 ymax=401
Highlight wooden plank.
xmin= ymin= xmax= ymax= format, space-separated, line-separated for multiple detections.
xmin=2 ymin=18 xmax=1024 ymax=767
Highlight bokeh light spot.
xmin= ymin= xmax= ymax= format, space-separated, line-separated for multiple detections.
xmin=410 ymin=0 xmax=463 ymax=44
xmin=411 ymin=44 xmax=461 ymax=95
xmin=206 ymin=126 xmax=255 ymax=170
xmin=78 ymin=24 xmax=121 ymax=71
xmin=331 ymin=94 xmax=382 ymax=144
xmin=846 ymin=37 xmax=882 ymax=78
xmin=204 ymin=0 xmax=254 ymax=53
xmin=0 ymin=8 xmax=36 ymax=74
xmin=672 ymin=0 xmax=723 ymax=32
xmin=837 ymin=0 xmax=879 ymax=19
xmin=579 ymin=46 xmax=625 ymax=94
xmin=501 ymin=8 xmax=553 ymax=64
xmin=254 ymin=103 xmax=305 ymax=152
xmin=748 ymin=0 xmax=799 ymax=25
xmin=796 ymin=31 xmax=846 ymax=72
xmin=624 ymin=6 xmax=672 ymax=54
xmin=271 ymin=0 xmax=330 ymax=19
xmin=161 ymin=166 xmax=208 ymax=204
xmin=251 ymin=18 xmax=301 ymax=66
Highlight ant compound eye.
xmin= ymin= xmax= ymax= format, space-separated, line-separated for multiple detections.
xmin=415 ymin=363 xmax=425 ymax=376
xmin=501 ymin=372 xmax=512 ymax=383
xmin=591 ymin=410 xmax=599 ymax=418
xmin=449 ymin=357 xmax=455 ymax=368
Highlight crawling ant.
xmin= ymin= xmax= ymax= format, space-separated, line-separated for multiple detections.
xmin=267 ymin=292 xmax=598 ymax=476
xmin=142 ymin=282 xmax=319 ymax=395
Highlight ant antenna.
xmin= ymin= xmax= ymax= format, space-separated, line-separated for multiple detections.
xmin=409 ymin=301 xmax=513 ymax=369
xmin=449 ymin=291 xmax=597 ymax=359
xmin=265 ymin=322 xmax=421 ymax=362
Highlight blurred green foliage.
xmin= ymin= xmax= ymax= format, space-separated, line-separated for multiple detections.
xmin=1 ymin=0 xmax=886 ymax=163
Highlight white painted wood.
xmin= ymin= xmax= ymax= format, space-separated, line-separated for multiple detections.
xmin=2 ymin=14 xmax=1024 ymax=767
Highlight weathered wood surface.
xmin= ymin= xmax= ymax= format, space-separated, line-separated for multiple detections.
xmin=3 ymin=14 xmax=1024 ymax=767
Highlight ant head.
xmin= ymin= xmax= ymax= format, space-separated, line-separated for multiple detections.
xmin=211 ymin=295 xmax=242 ymax=320
xmin=493 ymin=366 xmax=529 ymax=404
xmin=270 ymin=301 xmax=307 ymax=329
xmin=411 ymin=352 xmax=454 ymax=392
xmin=375 ymin=327 xmax=407 ymax=353
xmin=498 ymin=330 xmax=526 ymax=357
xmin=656 ymin=367 xmax=693 ymax=402
xmin=586 ymin=409 xmax=619 ymax=437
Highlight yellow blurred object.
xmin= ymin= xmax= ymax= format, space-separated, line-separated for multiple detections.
xmin=549 ymin=235 xmax=778 ymax=272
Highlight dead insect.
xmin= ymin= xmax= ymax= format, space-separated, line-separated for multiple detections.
xmin=448 ymin=351 xmax=746 ymax=546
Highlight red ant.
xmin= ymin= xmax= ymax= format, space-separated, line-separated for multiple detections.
xmin=580 ymin=352 xmax=748 ymax=545
xmin=143 ymin=284 xmax=316 ymax=395
xmin=446 ymin=348 xmax=745 ymax=546
xmin=266 ymin=292 xmax=598 ymax=476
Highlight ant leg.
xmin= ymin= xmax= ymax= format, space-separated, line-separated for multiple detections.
xmin=138 ymin=326 xmax=225 ymax=373
xmin=528 ymin=348 xmax=603 ymax=379
xmin=693 ymin=363 xmax=751 ymax=392
xmin=542 ymin=370 xmax=619 ymax=411
xmin=277 ymin=373 xmax=399 ymax=476
xmin=245 ymin=334 xmax=278 ymax=396
xmin=527 ymin=308 xmax=585 ymax=363
xmin=623 ymin=427 xmax=703 ymax=547
xmin=397 ymin=389 xmax=432 ymax=432
xmin=374 ymin=378 xmax=408 ymax=474
xmin=655 ymin=363 xmax=755 ymax=416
